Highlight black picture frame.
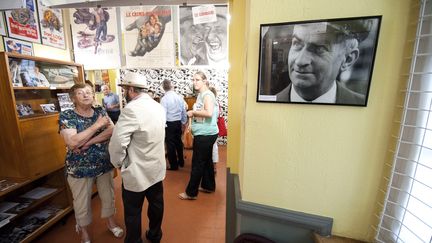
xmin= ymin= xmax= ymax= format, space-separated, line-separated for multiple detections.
xmin=256 ymin=16 xmax=382 ymax=106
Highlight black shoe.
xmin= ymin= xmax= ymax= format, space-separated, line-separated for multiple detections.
xmin=179 ymin=162 xmax=184 ymax=168
xmin=145 ymin=230 xmax=161 ymax=243
xmin=167 ymin=167 xmax=178 ymax=171
xmin=199 ymin=187 xmax=215 ymax=193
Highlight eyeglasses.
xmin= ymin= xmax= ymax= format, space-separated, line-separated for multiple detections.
xmin=75 ymin=90 xmax=93 ymax=96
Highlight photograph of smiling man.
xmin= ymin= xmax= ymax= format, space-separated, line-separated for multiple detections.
xmin=257 ymin=16 xmax=381 ymax=106
xmin=179 ymin=5 xmax=228 ymax=67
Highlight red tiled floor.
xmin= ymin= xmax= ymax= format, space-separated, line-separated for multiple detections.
xmin=34 ymin=146 xmax=226 ymax=243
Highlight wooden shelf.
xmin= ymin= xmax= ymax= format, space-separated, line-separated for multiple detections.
xmin=18 ymin=113 xmax=59 ymax=121
xmin=13 ymin=87 xmax=71 ymax=90
xmin=4 ymin=187 xmax=66 ymax=225
xmin=0 ymin=178 xmax=30 ymax=198
xmin=14 ymin=87 xmax=51 ymax=90
xmin=0 ymin=52 xmax=76 ymax=242
xmin=20 ymin=206 xmax=73 ymax=243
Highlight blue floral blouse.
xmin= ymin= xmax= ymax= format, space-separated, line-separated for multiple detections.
xmin=59 ymin=107 xmax=113 ymax=178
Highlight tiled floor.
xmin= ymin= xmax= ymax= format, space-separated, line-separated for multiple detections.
xmin=34 ymin=145 xmax=226 ymax=243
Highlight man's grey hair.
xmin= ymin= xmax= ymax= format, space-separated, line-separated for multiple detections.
xmin=162 ymin=79 xmax=172 ymax=91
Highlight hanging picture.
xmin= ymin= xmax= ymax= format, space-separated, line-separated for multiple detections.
xmin=70 ymin=7 xmax=121 ymax=70
xmin=37 ymin=0 xmax=66 ymax=49
xmin=0 ymin=12 xmax=6 ymax=36
xmin=179 ymin=5 xmax=228 ymax=67
xmin=3 ymin=37 xmax=34 ymax=56
xmin=122 ymin=5 xmax=174 ymax=68
xmin=256 ymin=16 xmax=382 ymax=106
xmin=5 ymin=0 xmax=41 ymax=43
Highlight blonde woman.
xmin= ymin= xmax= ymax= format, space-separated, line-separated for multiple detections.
xmin=179 ymin=71 xmax=219 ymax=200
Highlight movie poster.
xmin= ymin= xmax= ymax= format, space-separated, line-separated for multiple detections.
xmin=37 ymin=1 xmax=66 ymax=49
xmin=5 ymin=0 xmax=41 ymax=43
xmin=0 ymin=12 xmax=6 ymax=36
xmin=70 ymin=7 xmax=121 ymax=70
xmin=3 ymin=37 xmax=33 ymax=56
xmin=179 ymin=5 xmax=228 ymax=67
xmin=121 ymin=5 xmax=174 ymax=68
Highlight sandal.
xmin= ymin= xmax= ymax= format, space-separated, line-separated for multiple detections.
xmin=108 ymin=226 xmax=124 ymax=238
xmin=75 ymin=224 xmax=91 ymax=243
xmin=178 ymin=192 xmax=197 ymax=200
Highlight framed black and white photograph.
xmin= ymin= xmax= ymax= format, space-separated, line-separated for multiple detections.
xmin=257 ymin=16 xmax=382 ymax=106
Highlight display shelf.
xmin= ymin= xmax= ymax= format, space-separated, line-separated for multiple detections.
xmin=14 ymin=87 xmax=52 ymax=90
xmin=0 ymin=52 xmax=79 ymax=242
xmin=2 ymin=187 xmax=65 ymax=225
xmin=0 ymin=178 xmax=30 ymax=197
xmin=20 ymin=206 xmax=73 ymax=243
xmin=17 ymin=113 xmax=59 ymax=121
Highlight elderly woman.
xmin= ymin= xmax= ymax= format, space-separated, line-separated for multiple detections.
xmin=179 ymin=71 xmax=219 ymax=200
xmin=59 ymin=83 xmax=123 ymax=243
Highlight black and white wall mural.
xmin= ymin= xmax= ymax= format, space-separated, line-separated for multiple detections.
xmin=120 ymin=68 xmax=228 ymax=144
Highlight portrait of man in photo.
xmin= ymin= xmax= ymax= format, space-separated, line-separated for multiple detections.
xmin=257 ymin=16 xmax=381 ymax=106
xmin=179 ymin=5 xmax=228 ymax=67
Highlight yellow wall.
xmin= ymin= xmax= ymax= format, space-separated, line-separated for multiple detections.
xmin=228 ymin=0 xmax=247 ymax=176
xmin=232 ymin=0 xmax=415 ymax=240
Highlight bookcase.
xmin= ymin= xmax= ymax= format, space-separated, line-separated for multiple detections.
xmin=0 ymin=52 xmax=84 ymax=242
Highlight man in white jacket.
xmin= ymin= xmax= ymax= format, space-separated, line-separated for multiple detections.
xmin=109 ymin=72 xmax=166 ymax=243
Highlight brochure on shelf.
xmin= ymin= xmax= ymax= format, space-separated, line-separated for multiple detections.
xmin=57 ymin=93 xmax=74 ymax=111
xmin=0 ymin=213 xmax=16 ymax=228
xmin=0 ymin=179 xmax=18 ymax=192
xmin=9 ymin=60 xmax=22 ymax=87
xmin=20 ymin=187 xmax=58 ymax=200
xmin=5 ymin=198 xmax=35 ymax=214
xmin=0 ymin=202 xmax=19 ymax=213
xmin=15 ymin=103 xmax=34 ymax=117
xmin=40 ymin=103 xmax=57 ymax=113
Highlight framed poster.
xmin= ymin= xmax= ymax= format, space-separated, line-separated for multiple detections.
xmin=0 ymin=12 xmax=6 ymax=36
xmin=179 ymin=5 xmax=228 ymax=67
xmin=3 ymin=37 xmax=34 ymax=56
xmin=121 ymin=5 xmax=174 ymax=68
xmin=37 ymin=0 xmax=66 ymax=49
xmin=256 ymin=16 xmax=382 ymax=107
xmin=70 ymin=7 xmax=121 ymax=70
xmin=5 ymin=0 xmax=41 ymax=43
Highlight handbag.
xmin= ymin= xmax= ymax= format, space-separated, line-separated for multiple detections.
xmin=183 ymin=127 xmax=193 ymax=149
xmin=217 ymin=104 xmax=227 ymax=136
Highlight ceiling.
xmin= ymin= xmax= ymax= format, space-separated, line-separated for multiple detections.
xmin=42 ymin=0 xmax=227 ymax=8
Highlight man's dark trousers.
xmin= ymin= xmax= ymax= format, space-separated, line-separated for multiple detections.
xmin=122 ymin=181 xmax=164 ymax=243
xmin=165 ymin=120 xmax=184 ymax=169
